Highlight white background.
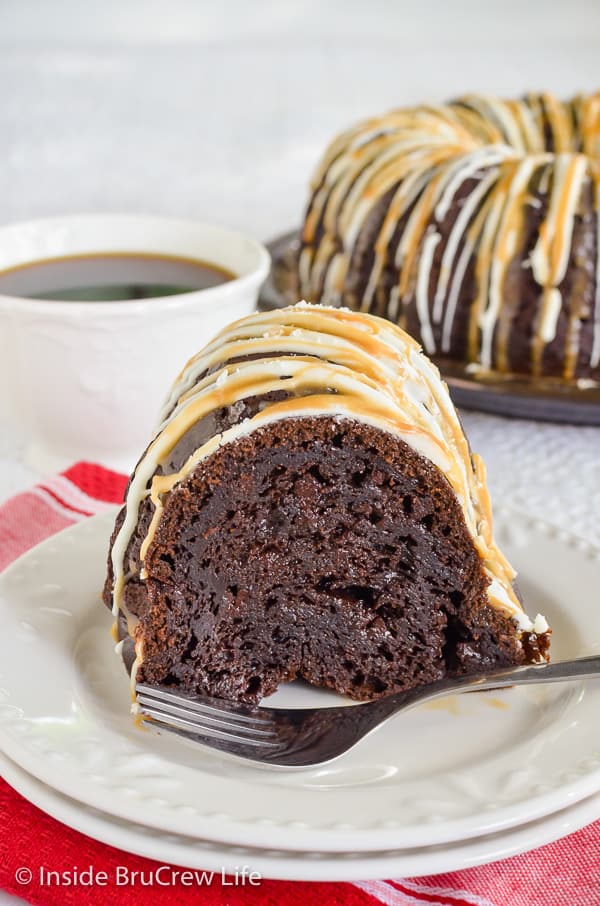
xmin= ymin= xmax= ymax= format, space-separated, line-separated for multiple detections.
xmin=1 ymin=1 xmax=599 ymax=902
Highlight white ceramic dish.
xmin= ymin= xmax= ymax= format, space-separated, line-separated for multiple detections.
xmin=2 ymin=751 xmax=598 ymax=881
xmin=0 ymin=214 xmax=270 ymax=472
xmin=0 ymin=508 xmax=599 ymax=854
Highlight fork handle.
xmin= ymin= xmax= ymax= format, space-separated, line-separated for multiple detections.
xmin=372 ymin=654 xmax=600 ymax=722
xmin=447 ymin=653 xmax=600 ymax=690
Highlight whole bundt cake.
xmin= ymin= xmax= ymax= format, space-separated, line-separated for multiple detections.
xmin=103 ymin=303 xmax=550 ymax=706
xmin=299 ymin=93 xmax=600 ymax=382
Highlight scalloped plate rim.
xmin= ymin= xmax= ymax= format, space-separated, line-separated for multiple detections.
xmin=2 ymin=751 xmax=599 ymax=881
xmin=0 ymin=507 xmax=599 ymax=853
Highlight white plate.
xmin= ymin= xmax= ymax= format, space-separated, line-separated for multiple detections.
xmin=2 ymin=751 xmax=598 ymax=881
xmin=0 ymin=509 xmax=599 ymax=854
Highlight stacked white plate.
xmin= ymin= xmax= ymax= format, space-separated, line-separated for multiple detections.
xmin=1 ymin=508 xmax=599 ymax=880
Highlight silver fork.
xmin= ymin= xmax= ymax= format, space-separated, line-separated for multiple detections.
xmin=136 ymin=655 xmax=600 ymax=767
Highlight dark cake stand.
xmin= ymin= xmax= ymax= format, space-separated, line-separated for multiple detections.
xmin=259 ymin=231 xmax=600 ymax=426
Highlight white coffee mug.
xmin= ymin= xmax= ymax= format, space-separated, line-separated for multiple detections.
xmin=0 ymin=214 xmax=271 ymax=473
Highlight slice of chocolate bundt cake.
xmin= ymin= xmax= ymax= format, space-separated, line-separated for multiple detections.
xmin=103 ymin=303 xmax=550 ymax=706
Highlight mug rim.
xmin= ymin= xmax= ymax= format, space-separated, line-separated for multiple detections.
xmin=0 ymin=213 xmax=271 ymax=315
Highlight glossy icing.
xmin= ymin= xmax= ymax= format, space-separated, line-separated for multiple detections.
xmin=110 ymin=304 xmax=545 ymax=677
xmin=299 ymin=93 xmax=600 ymax=380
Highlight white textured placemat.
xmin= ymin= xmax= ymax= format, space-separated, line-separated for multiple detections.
xmin=461 ymin=412 xmax=600 ymax=547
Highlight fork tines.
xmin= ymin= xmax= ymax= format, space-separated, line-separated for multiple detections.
xmin=135 ymin=683 xmax=281 ymax=749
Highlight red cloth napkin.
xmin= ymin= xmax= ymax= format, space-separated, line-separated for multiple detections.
xmin=1 ymin=463 xmax=599 ymax=906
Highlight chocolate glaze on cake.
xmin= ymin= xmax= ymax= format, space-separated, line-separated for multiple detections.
xmin=299 ymin=93 xmax=600 ymax=382
xmin=103 ymin=303 xmax=550 ymax=706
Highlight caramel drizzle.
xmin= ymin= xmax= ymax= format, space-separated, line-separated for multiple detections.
xmin=300 ymin=93 xmax=600 ymax=379
xmin=112 ymin=304 xmax=535 ymax=678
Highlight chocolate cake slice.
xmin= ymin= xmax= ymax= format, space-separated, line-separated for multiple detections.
xmin=103 ymin=303 xmax=550 ymax=706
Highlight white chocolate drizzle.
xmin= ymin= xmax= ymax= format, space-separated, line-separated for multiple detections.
xmin=300 ymin=93 xmax=600 ymax=380
xmin=110 ymin=304 xmax=545 ymax=690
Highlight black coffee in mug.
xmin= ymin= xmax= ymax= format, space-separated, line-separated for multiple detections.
xmin=0 ymin=252 xmax=235 ymax=301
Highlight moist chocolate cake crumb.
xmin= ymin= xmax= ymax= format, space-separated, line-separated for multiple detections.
xmin=104 ymin=416 xmax=529 ymax=704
